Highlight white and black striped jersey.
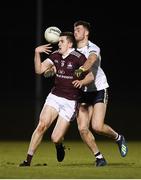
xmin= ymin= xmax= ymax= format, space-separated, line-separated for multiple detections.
xmin=77 ymin=41 xmax=109 ymax=92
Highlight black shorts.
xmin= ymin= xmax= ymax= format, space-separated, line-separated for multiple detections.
xmin=78 ymin=88 xmax=108 ymax=105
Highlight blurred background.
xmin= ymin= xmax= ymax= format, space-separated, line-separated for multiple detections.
xmin=0 ymin=0 xmax=140 ymax=140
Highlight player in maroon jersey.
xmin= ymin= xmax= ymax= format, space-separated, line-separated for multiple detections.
xmin=19 ymin=32 xmax=94 ymax=166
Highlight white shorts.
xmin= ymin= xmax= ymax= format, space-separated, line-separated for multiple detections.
xmin=45 ymin=93 xmax=77 ymax=122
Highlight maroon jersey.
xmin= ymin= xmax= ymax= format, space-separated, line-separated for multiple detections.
xmin=49 ymin=50 xmax=87 ymax=100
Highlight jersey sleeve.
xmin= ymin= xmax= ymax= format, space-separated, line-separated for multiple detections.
xmin=44 ymin=58 xmax=54 ymax=65
xmin=89 ymin=44 xmax=100 ymax=57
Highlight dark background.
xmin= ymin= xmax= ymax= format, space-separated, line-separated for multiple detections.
xmin=0 ymin=0 xmax=140 ymax=140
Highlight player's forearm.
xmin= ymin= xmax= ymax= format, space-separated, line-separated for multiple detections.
xmin=72 ymin=72 xmax=94 ymax=89
xmin=34 ymin=52 xmax=43 ymax=74
xmin=75 ymin=54 xmax=97 ymax=78
xmin=82 ymin=72 xmax=94 ymax=85
xmin=81 ymin=61 xmax=93 ymax=72
xmin=81 ymin=53 xmax=97 ymax=72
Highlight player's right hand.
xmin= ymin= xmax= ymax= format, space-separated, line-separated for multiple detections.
xmin=35 ymin=44 xmax=53 ymax=54
xmin=75 ymin=66 xmax=85 ymax=78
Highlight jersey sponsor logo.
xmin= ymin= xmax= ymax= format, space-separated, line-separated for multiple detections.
xmin=56 ymin=74 xmax=73 ymax=79
xmin=58 ymin=69 xmax=65 ymax=74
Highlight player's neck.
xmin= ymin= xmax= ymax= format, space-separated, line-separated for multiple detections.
xmin=62 ymin=48 xmax=74 ymax=59
xmin=77 ymin=39 xmax=88 ymax=48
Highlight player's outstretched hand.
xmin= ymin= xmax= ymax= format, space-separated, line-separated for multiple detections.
xmin=35 ymin=44 xmax=53 ymax=54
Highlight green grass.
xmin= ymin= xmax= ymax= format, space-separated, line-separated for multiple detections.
xmin=0 ymin=140 xmax=141 ymax=179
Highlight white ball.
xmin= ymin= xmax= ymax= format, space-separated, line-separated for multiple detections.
xmin=44 ymin=26 xmax=61 ymax=44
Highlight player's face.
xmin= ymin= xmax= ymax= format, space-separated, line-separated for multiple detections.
xmin=58 ymin=36 xmax=72 ymax=55
xmin=74 ymin=25 xmax=86 ymax=41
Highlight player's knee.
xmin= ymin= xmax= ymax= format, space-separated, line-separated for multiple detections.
xmin=79 ymin=105 xmax=89 ymax=112
xmin=51 ymin=133 xmax=61 ymax=144
xmin=37 ymin=121 xmax=47 ymax=134
xmin=78 ymin=126 xmax=89 ymax=136
xmin=92 ymin=123 xmax=103 ymax=134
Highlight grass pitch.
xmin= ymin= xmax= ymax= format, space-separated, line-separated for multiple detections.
xmin=0 ymin=140 xmax=141 ymax=179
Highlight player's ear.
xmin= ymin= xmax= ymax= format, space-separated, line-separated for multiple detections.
xmin=69 ymin=41 xmax=73 ymax=48
xmin=85 ymin=30 xmax=89 ymax=36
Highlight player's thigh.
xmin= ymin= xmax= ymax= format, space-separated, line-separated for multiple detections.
xmin=51 ymin=116 xmax=70 ymax=141
xmin=77 ymin=104 xmax=92 ymax=128
xmin=39 ymin=104 xmax=58 ymax=127
xmin=92 ymin=102 xmax=107 ymax=127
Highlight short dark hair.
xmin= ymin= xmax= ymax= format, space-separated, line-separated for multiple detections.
xmin=74 ymin=20 xmax=91 ymax=32
xmin=60 ymin=32 xmax=76 ymax=48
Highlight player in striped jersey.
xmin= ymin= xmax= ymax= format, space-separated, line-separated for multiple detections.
xmin=19 ymin=32 xmax=94 ymax=166
xmin=73 ymin=20 xmax=128 ymax=166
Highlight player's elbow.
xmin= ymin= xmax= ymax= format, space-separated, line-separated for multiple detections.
xmin=35 ymin=71 xmax=41 ymax=75
xmin=35 ymin=69 xmax=42 ymax=75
